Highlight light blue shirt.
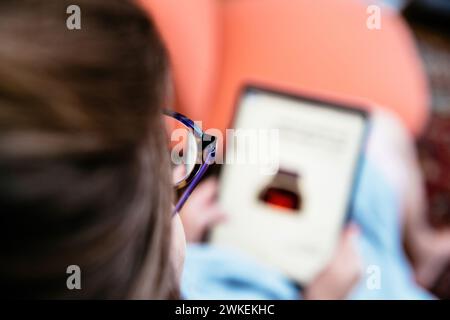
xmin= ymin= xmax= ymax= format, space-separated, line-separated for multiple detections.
xmin=182 ymin=158 xmax=432 ymax=299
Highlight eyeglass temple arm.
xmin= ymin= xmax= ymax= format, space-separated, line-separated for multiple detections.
xmin=172 ymin=151 xmax=214 ymax=215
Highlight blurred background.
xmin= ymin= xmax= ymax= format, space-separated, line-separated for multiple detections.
xmin=140 ymin=0 xmax=449 ymax=299
xmin=380 ymin=0 xmax=450 ymax=300
xmin=403 ymin=0 xmax=450 ymax=299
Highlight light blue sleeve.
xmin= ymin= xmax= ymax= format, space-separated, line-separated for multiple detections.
xmin=181 ymin=158 xmax=433 ymax=300
xmin=181 ymin=244 xmax=300 ymax=299
xmin=349 ymin=157 xmax=433 ymax=299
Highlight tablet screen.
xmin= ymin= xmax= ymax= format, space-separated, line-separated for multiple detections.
xmin=211 ymin=87 xmax=368 ymax=284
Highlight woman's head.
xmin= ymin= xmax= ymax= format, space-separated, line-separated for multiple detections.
xmin=0 ymin=0 xmax=179 ymax=298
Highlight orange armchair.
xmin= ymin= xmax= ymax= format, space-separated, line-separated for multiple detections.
xmin=139 ymin=0 xmax=429 ymax=136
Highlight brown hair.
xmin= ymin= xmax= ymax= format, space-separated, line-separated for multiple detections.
xmin=0 ymin=0 xmax=176 ymax=298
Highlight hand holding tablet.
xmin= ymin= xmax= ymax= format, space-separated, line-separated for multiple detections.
xmin=212 ymin=86 xmax=369 ymax=285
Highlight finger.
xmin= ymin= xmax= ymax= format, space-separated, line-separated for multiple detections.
xmin=340 ymin=224 xmax=362 ymax=265
xmin=343 ymin=223 xmax=360 ymax=238
xmin=190 ymin=178 xmax=219 ymax=205
xmin=436 ymin=228 xmax=450 ymax=257
xmin=340 ymin=224 xmax=360 ymax=250
xmin=203 ymin=204 xmax=228 ymax=227
xmin=196 ymin=203 xmax=226 ymax=225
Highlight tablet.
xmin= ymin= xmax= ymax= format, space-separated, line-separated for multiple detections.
xmin=211 ymin=85 xmax=369 ymax=285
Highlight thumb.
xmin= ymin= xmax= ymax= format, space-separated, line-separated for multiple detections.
xmin=342 ymin=223 xmax=360 ymax=244
xmin=202 ymin=204 xmax=228 ymax=228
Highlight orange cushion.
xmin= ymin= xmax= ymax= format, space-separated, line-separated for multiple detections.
xmin=212 ymin=0 xmax=428 ymax=135
xmin=140 ymin=0 xmax=429 ymax=135
xmin=138 ymin=0 xmax=221 ymax=121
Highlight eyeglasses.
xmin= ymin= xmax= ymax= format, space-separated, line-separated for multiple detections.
xmin=163 ymin=110 xmax=216 ymax=216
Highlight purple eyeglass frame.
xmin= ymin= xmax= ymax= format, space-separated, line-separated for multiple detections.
xmin=164 ymin=110 xmax=216 ymax=216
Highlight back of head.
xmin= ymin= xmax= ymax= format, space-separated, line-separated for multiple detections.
xmin=0 ymin=0 xmax=175 ymax=299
